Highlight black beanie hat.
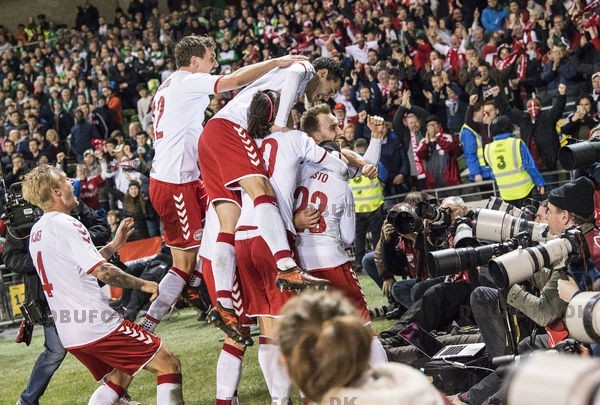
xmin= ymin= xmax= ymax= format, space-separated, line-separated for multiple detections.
xmin=490 ymin=116 xmax=513 ymax=136
xmin=548 ymin=177 xmax=595 ymax=216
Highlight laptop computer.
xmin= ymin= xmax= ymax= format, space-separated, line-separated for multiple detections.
xmin=398 ymin=323 xmax=485 ymax=360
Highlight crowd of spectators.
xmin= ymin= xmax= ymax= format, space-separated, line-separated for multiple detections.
xmin=0 ymin=0 xmax=597 ymax=233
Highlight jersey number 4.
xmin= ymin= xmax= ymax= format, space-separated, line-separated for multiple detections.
xmin=36 ymin=251 xmax=54 ymax=297
xmin=294 ymin=186 xmax=328 ymax=234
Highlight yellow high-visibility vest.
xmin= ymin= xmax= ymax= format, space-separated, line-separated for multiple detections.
xmin=461 ymin=124 xmax=486 ymax=167
xmin=350 ymin=176 xmax=384 ymax=213
xmin=484 ymin=137 xmax=535 ymax=201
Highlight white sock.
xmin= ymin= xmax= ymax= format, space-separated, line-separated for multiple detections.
xmin=213 ymin=233 xmax=236 ymax=309
xmin=253 ymin=195 xmax=297 ymax=271
xmin=370 ymin=336 xmax=388 ymax=365
xmin=88 ymin=381 xmax=123 ymax=405
xmin=216 ymin=343 xmax=244 ymax=404
xmin=141 ymin=267 xmax=188 ymax=332
xmin=188 ymin=270 xmax=202 ymax=288
xmin=258 ymin=336 xmax=291 ymax=404
xmin=157 ymin=374 xmax=183 ymax=405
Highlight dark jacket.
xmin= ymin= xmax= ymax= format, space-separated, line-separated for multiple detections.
xmin=500 ymin=94 xmax=566 ymax=170
xmin=2 ymin=201 xmax=110 ymax=305
xmin=380 ymin=131 xmax=410 ymax=196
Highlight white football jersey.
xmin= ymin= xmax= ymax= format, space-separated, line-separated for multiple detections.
xmin=237 ymin=130 xmax=331 ymax=234
xmin=295 ymin=166 xmax=356 ymax=270
xmin=214 ymin=61 xmax=314 ymax=129
xmin=150 ymin=70 xmax=221 ymax=184
xmin=28 ymin=212 xmax=122 ymax=348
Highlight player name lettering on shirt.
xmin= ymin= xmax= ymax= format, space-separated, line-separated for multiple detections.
xmin=310 ymin=171 xmax=329 ymax=183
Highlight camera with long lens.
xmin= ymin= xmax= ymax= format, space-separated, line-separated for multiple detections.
xmin=485 ymin=196 xmax=538 ymax=221
xmin=565 ymin=292 xmax=600 ymax=344
xmin=473 ymin=208 xmax=552 ymax=243
xmin=415 ymin=201 xmax=451 ymax=226
xmin=449 ymin=214 xmax=478 ymax=248
xmin=559 ymin=137 xmax=600 ymax=170
xmin=3 ymin=182 xmax=43 ymax=231
xmin=386 ymin=209 xmax=424 ymax=234
xmin=488 ymin=226 xmax=583 ymax=289
xmin=426 ymin=232 xmax=533 ymax=278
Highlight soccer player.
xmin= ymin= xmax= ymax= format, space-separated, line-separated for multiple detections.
xmin=295 ymin=104 xmax=389 ymax=364
xmin=22 ymin=165 xmax=183 ymax=404
xmin=198 ymin=56 xmax=344 ymax=339
xmin=234 ymin=91 xmax=350 ymax=399
xmin=143 ymin=35 xmax=305 ymax=333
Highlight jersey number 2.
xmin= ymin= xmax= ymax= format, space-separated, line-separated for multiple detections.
xmin=294 ymin=186 xmax=328 ymax=234
xmin=36 ymin=251 xmax=54 ymax=297
xmin=151 ymin=96 xmax=165 ymax=140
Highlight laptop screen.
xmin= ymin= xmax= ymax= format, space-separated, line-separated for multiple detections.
xmin=398 ymin=323 xmax=445 ymax=357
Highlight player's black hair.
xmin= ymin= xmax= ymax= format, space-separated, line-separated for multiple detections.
xmin=247 ymin=90 xmax=279 ymax=139
xmin=319 ymin=141 xmax=341 ymax=153
xmin=312 ymin=57 xmax=344 ymax=84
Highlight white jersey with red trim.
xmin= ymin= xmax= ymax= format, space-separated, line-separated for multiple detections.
xmin=237 ymin=130 xmax=329 ymax=235
xmin=150 ymin=70 xmax=222 ymax=184
xmin=28 ymin=211 xmax=122 ymax=348
xmin=214 ymin=61 xmax=314 ymax=129
xmin=294 ymin=166 xmax=356 ymax=270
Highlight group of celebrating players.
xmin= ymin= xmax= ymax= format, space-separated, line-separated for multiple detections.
xmin=23 ymin=34 xmax=390 ymax=404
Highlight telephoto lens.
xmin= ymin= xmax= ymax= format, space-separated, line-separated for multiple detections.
xmin=426 ymin=244 xmax=499 ymax=278
xmin=507 ymin=352 xmax=600 ymax=405
xmin=565 ymin=292 xmax=600 ymax=344
xmin=390 ymin=209 xmax=423 ymax=234
xmin=559 ymin=138 xmax=600 ymax=170
xmin=485 ymin=196 xmax=537 ymax=221
xmin=415 ymin=201 xmax=450 ymax=225
xmin=488 ymin=237 xmax=575 ymax=289
xmin=473 ymin=208 xmax=552 ymax=243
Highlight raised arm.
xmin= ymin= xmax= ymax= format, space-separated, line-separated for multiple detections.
xmin=215 ymin=55 xmax=308 ymax=93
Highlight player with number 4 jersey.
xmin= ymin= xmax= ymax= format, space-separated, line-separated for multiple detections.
xmin=23 ymin=165 xmax=184 ymax=404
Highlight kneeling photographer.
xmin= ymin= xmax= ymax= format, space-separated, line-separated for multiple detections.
xmin=381 ymin=196 xmax=483 ymax=340
xmin=459 ymin=178 xmax=600 ymax=405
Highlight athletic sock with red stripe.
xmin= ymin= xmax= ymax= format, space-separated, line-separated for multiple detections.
xmin=141 ymin=267 xmax=189 ymax=333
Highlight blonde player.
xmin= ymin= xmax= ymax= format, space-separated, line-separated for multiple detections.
xmin=23 ymin=165 xmax=183 ymax=404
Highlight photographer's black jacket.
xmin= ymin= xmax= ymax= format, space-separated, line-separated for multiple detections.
xmin=2 ymin=201 xmax=110 ymax=304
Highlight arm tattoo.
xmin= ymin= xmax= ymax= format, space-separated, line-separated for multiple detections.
xmin=99 ymin=245 xmax=114 ymax=260
xmin=94 ymin=262 xmax=144 ymax=289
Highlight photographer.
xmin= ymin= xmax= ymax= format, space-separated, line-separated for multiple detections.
xmin=3 ymin=198 xmax=109 ymax=405
xmin=381 ymin=197 xmax=480 ymax=337
xmin=460 ymin=179 xmax=600 ymax=404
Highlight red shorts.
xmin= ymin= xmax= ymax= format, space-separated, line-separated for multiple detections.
xmin=199 ymin=257 xmax=252 ymax=325
xmin=235 ymin=233 xmax=294 ymax=317
xmin=310 ymin=262 xmax=371 ymax=323
xmin=149 ymin=178 xmax=207 ymax=249
xmin=68 ymin=319 xmax=162 ymax=381
xmin=198 ymin=118 xmax=267 ymax=206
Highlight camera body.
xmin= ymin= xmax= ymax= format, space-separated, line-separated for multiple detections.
xmin=3 ymin=182 xmax=43 ymax=231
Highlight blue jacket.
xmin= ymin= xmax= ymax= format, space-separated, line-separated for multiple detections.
xmin=490 ymin=133 xmax=545 ymax=187
xmin=481 ymin=6 xmax=509 ymax=32
xmin=461 ymin=125 xmax=492 ymax=181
